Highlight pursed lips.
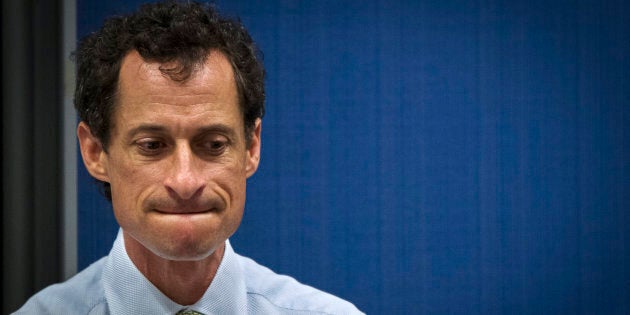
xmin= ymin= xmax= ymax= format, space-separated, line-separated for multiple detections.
xmin=153 ymin=207 xmax=218 ymax=215
xmin=147 ymin=197 xmax=225 ymax=215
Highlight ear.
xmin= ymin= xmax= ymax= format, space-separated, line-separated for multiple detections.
xmin=245 ymin=118 xmax=262 ymax=178
xmin=77 ymin=121 xmax=110 ymax=183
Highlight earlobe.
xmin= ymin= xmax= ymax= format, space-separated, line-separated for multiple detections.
xmin=245 ymin=119 xmax=262 ymax=178
xmin=77 ymin=122 xmax=110 ymax=183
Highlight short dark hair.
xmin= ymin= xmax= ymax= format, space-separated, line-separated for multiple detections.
xmin=74 ymin=0 xmax=265 ymax=200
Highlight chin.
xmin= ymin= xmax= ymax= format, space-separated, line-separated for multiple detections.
xmin=152 ymin=243 xmax=218 ymax=261
xmin=155 ymin=234 xmax=224 ymax=260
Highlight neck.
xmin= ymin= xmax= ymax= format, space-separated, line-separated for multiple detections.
xmin=122 ymin=232 xmax=225 ymax=305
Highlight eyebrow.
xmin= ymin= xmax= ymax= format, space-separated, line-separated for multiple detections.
xmin=125 ymin=124 xmax=168 ymax=139
xmin=126 ymin=124 xmax=238 ymax=139
xmin=195 ymin=124 xmax=238 ymax=140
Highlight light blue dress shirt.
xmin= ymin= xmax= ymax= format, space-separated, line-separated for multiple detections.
xmin=14 ymin=230 xmax=363 ymax=315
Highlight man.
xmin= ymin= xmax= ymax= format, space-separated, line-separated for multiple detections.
xmin=14 ymin=1 xmax=362 ymax=314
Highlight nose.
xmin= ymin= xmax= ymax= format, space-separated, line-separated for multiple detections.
xmin=163 ymin=143 xmax=206 ymax=200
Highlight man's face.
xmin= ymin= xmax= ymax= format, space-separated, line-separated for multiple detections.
xmin=79 ymin=50 xmax=260 ymax=261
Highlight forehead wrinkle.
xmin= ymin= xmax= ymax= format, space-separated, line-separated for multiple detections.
xmin=134 ymin=94 xmax=224 ymax=107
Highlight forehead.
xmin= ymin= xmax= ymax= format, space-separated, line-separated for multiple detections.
xmin=109 ymin=50 xmax=243 ymax=139
xmin=117 ymin=50 xmax=237 ymax=106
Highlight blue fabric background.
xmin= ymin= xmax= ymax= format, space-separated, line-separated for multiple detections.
xmin=77 ymin=1 xmax=629 ymax=313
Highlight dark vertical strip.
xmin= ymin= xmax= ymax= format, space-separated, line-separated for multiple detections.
xmin=33 ymin=0 xmax=62 ymax=295
xmin=2 ymin=0 xmax=34 ymax=312
xmin=2 ymin=0 xmax=63 ymax=313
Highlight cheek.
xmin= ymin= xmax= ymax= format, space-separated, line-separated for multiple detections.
xmin=107 ymin=159 xmax=163 ymax=209
xmin=108 ymin=151 xmax=165 ymax=185
xmin=215 ymin=161 xmax=248 ymax=194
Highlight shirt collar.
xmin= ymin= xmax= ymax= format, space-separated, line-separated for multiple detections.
xmin=103 ymin=229 xmax=247 ymax=315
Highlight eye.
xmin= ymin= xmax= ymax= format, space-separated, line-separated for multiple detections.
xmin=198 ymin=136 xmax=229 ymax=156
xmin=136 ymin=139 xmax=167 ymax=155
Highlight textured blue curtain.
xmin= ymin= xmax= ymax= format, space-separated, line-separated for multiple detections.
xmin=77 ymin=1 xmax=629 ymax=313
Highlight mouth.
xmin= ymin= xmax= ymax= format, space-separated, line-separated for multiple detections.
xmin=147 ymin=197 xmax=225 ymax=216
xmin=153 ymin=208 xmax=217 ymax=215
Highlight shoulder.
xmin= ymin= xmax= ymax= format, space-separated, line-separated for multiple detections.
xmin=237 ymin=254 xmax=364 ymax=315
xmin=12 ymin=257 xmax=109 ymax=315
